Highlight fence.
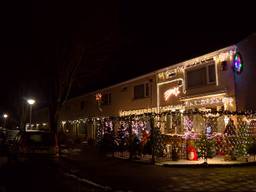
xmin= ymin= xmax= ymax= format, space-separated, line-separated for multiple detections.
xmin=93 ymin=110 xmax=256 ymax=163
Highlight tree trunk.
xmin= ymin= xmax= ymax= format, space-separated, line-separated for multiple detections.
xmin=150 ymin=116 xmax=155 ymax=164
xmin=19 ymin=102 xmax=28 ymax=131
xmin=49 ymin=101 xmax=60 ymax=157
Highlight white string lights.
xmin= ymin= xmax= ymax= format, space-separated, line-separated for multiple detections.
xmin=213 ymin=50 xmax=236 ymax=64
xmin=183 ymin=96 xmax=234 ymax=109
xmin=164 ymin=86 xmax=181 ymax=101
xmin=119 ymin=108 xmax=158 ymax=117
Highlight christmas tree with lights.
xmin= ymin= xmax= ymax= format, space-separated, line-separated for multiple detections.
xmin=223 ymin=119 xmax=238 ymax=160
xmin=96 ymin=120 xmax=104 ymax=146
xmin=101 ymin=120 xmax=115 ymax=155
xmin=153 ymin=127 xmax=165 ymax=157
xmin=196 ymin=133 xmax=215 ymax=162
xmin=116 ymin=123 xmax=129 ymax=152
xmin=236 ymin=121 xmax=251 ymax=158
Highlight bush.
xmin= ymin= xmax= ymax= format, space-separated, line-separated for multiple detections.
xmin=248 ymin=138 xmax=256 ymax=160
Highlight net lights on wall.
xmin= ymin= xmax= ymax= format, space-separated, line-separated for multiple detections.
xmin=184 ymin=96 xmax=234 ymax=109
xmin=119 ymin=104 xmax=185 ymax=116
xmin=119 ymin=108 xmax=158 ymax=117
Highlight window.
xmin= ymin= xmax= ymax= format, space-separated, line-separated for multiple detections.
xmin=134 ymin=83 xmax=149 ymax=99
xmin=186 ymin=63 xmax=217 ymax=89
xmin=145 ymin=83 xmax=149 ymax=97
xmin=164 ymin=114 xmax=182 ymax=135
xmin=221 ymin=61 xmax=228 ymax=71
xmin=102 ymin=93 xmax=111 ymax=105
xmin=187 ymin=67 xmax=207 ymax=89
xmin=207 ymin=64 xmax=216 ymax=83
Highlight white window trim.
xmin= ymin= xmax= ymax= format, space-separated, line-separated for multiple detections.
xmin=206 ymin=62 xmax=217 ymax=85
xmin=185 ymin=61 xmax=219 ymax=90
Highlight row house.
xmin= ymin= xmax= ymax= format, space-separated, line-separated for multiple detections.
xmin=33 ymin=34 xmax=256 ymax=142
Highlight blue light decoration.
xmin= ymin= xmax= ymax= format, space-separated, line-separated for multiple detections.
xmin=233 ymin=52 xmax=243 ymax=74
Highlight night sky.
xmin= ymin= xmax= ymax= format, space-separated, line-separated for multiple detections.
xmin=0 ymin=1 xmax=254 ymax=123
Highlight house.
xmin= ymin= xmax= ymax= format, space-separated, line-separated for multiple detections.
xmin=33 ymin=34 xmax=256 ymax=143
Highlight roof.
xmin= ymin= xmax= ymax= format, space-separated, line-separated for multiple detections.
xmin=69 ymin=44 xmax=237 ymax=102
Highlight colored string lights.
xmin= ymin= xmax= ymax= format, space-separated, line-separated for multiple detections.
xmin=233 ymin=52 xmax=243 ymax=74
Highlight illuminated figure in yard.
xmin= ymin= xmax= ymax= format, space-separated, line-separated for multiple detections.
xmin=186 ymin=139 xmax=198 ymax=161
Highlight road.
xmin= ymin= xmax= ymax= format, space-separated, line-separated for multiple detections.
xmin=1 ymin=155 xmax=256 ymax=192
xmin=0 ymin=157 xmax=102 ymax=192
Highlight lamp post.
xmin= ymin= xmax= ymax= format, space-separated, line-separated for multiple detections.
xmin=3 ymin=113 xmax=8 ymax=128
xmin=27 ymin=99 xmax=36 ymax=130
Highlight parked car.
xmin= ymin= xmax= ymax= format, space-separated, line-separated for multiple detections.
xmin=5 ymin=129 xmax=20 ymax=145
xmin=0 ymin=132 xmax=5 ymax=145
xmin=0 ymin=131 xmax=7 ymax=154
xmin=9 ymin=131 xmax=59 ymax=161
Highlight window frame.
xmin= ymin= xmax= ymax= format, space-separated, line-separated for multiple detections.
xmin=186 ymin=66 xmax=207 ymax=89
xmin=185 ymin=61 xmax=217 ymax=90
xmin=206 ymin=63 xmax=216 ymax=85
xmin=133 ymin=83 xmax=150 ymax=100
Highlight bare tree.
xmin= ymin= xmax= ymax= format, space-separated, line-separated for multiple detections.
xmin=47 ymin=40 xmax=85 ymax=152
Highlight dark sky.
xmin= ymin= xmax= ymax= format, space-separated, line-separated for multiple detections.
xmin=0 ymin=1 xmax=254 ymax=122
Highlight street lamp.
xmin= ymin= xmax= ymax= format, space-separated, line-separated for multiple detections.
xmin=3 ymin=113 xmax=8 ymax=128
xmin=27 ymin=99 xmax=36 ymax=130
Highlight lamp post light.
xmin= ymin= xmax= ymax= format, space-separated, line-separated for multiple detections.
xmin=27 ymin=99 xmax=36 ymax=130
xmin=3 ymin=113 xmax=8 ymax=128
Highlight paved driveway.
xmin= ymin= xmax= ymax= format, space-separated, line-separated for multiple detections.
xmin=158 ymin=167 xmax=256 ymax=192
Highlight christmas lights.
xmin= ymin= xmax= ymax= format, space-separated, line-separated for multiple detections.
xmin=119 ymin=105 xmax=185 ymax=116
xmin=224 ymin=116 xmax=230 ymax=127
xmin=233 ymin=52 xmax=243 ymax=74
xmin=95 ymin=93 xmax=102 ymax=101
xmin=119 ymin=108 xmax=158 ymax=116
xmin=182 ymin=94 xmax=234 ymax=110
xmin=213 ymin=50 xmax=236 ymax=63
xmin=164 ymin=86 xmax=181 ymax=101
xmin=157 ymin=78 xmax=185 ymax=113
xmin=158 ymin=47 xmax=236 ymax=83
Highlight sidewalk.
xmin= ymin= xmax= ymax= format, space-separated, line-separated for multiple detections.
xmin=106 ymin=151 xmax=256 ymax=168
xmin=59 ymin=145 xmax=256 ymax=192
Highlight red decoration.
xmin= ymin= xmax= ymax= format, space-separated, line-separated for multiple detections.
xmin=96 ymin=93 xmax=102 ymax=101
xmin=187 ymin=145 xmax=198 ymax=160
